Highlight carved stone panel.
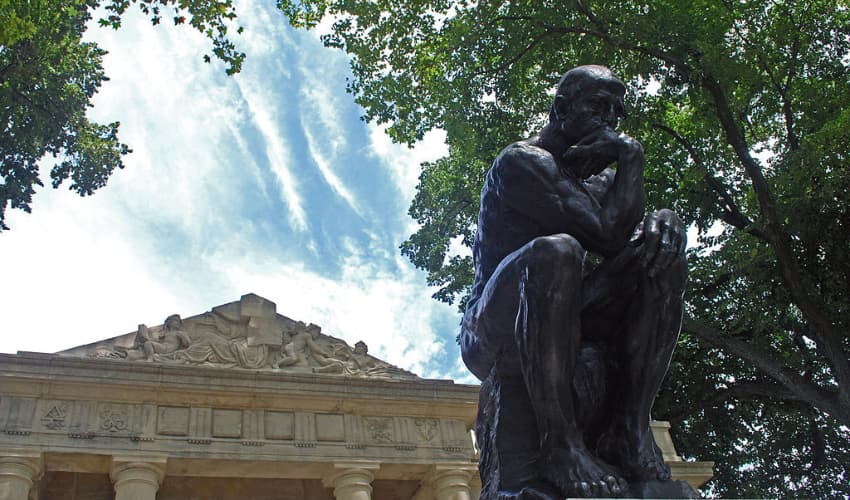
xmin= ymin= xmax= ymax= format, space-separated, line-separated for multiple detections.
xmin=264 ymin=411 xmax=294 ymax=440
xmin=37 ymin=400 xmax=71 ymax=431
xmin=315 ymin=413 xmax=345 ymax=442
xmin=97 ymin=403 xmax=131 ymax=434
xmin=0 ymin=396 xmax=36 ymax=433
xmin=157 ymin=406 xmax=190 ymax=436
xmin=414 ymin=418 xmax=439 ymax=443
xmin=364 ymin=417 xmax=394 ymax=444
xmin=212 ymin=409 xmax=242 ymax=438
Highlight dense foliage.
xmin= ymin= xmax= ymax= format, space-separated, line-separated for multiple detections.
xmin=0 ymin=0 xmax=242 ymax=230
xmin=276 ymin=0 xmax=850 ymax=496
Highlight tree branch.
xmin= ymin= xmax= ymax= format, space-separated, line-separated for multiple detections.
xmin=652 ymin=123 xmax=770 ymax=242
xmin=719 ymin=1 xmax=799 ymax=150
xmin=473 ymin=31 xmax=551 ymax=77
xmin=663 ymin=379 xmax=807 ymax=422
xmin=698 ymin=75 xmax=850 ymax=408
xmin=682 ymin=317 xmax=847 ymax=426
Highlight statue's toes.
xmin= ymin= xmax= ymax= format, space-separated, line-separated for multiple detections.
xmin=605 ymin=474 xmax=626 ymax=496
xmin=571 ymin=481 xmax=593 ymax=498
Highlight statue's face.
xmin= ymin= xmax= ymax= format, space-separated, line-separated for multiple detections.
xmin=558 ymin=87 xmax=625 ymax=146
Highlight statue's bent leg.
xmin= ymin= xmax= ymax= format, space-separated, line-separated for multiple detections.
xmin=596 ymin=250 xmax=687 ymax=481
xmin=463 ymin=234 xmax=625 ymax=498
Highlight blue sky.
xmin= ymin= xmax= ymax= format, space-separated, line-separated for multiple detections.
xmin=0 ymin=0 xmax=475 ymax=383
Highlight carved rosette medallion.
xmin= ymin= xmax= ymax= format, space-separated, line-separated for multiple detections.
xmin=99 ymin=404 xmax=129 ymax=433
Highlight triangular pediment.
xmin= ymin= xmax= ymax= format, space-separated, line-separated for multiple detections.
xmin=58 ymin=293 xmax=418 ymax=379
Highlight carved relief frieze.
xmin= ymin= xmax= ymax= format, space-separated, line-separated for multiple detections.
xmin=63 ymin=295 xmax=419 ymax=379
xmin=0 ymin=391 xmax=475 ymax=459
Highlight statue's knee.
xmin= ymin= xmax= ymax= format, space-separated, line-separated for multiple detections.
xmin=528 ymin=234 xmax=585 ymax=269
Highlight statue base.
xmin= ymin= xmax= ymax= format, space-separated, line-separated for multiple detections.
xmin=626 ymin=479 xmax=698 ymax=499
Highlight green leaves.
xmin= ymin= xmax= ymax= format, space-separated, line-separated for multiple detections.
xmin=100 ymin=0 xmax=246 ymax=74
xmin=1 ymin=0 xmax=130 ymax=230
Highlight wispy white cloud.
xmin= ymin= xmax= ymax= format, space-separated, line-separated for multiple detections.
xmin=0 ymin=1 xmax=469 ymax=383
xmin=301 ymin=123 xmax=362 ymax=215
xmin=368 ymin=124 xmax=448 ymax=207
xmin=236 ymin=77 xmax=308 ymax=231
xmin=298 ymin=65 xmax=348 ymax=157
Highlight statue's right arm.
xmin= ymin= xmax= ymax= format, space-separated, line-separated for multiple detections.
xmin=494 ymin=141 xmax=644 ymax=257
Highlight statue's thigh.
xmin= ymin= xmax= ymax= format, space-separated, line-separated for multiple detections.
xmin=473 ymin=238 xmax=565 ymax=343
xmin=581 ymin=265 xmax=642 ymax=341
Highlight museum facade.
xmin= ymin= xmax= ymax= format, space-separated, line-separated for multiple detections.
xmin=0 ymin=294 xmax=712 ymax=499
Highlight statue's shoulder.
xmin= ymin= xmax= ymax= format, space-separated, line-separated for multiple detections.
xmin=494 ymin=139 xmax=556 ymax=176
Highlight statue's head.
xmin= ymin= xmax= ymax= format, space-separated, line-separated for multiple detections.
xmin=306 ymin=324 xmax=321 ymax=338
xmin=164 ymin=314 xmax=182 ymax=330
xmin=354 ymin=341 xmax=368 ymax=355
xmin=549 ymin=65 xmax=627 ymax=145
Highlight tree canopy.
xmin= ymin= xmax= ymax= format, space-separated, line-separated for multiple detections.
xmin=0 ymin=0 xmax=243 ymax=230
xmin=272 ymin=0 xmax=850 ymax=496
xmin=4 ymin=0 xmax=849 ymax=495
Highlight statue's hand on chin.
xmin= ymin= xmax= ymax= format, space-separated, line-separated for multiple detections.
xmin=562 ymin=127 xmax=622 ymax=178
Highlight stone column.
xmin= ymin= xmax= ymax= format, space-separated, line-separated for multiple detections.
xmin=323 ymin=463 xmax=380 ymax=500
xmin=431 ymin=465 xmax=476 ymax=500
xmin=110 ymin=457 xmax=167 ymax=500
xmin=0 ymin=451 xmax=42 ymax=500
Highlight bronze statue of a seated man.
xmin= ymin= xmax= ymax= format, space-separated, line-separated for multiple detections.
xmin=460 ymin=65 xmax=688 ymax=499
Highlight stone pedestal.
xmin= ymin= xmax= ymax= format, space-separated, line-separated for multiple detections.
xmin=323 ymin=463 xmax=380 ymax=500
xmin=0 ymin=451 xmax=42 ymax=500
xmin=110 ymin=457 xmax=166 ymax=500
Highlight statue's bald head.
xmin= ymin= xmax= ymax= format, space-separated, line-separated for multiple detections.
xmin=550 ymin=65 xmax=626 ymax=122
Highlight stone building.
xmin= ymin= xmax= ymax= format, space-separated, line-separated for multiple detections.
xmin=0 ymin=294 xmax=712 ymax=499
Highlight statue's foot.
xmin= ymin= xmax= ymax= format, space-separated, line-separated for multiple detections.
xmin=539 ymin=446 xmax=627 ymax=498
xmin=597 ymin=428 xmax=671 ymax=482
xmin=491 ymin=483 xmax=562 ymax=500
